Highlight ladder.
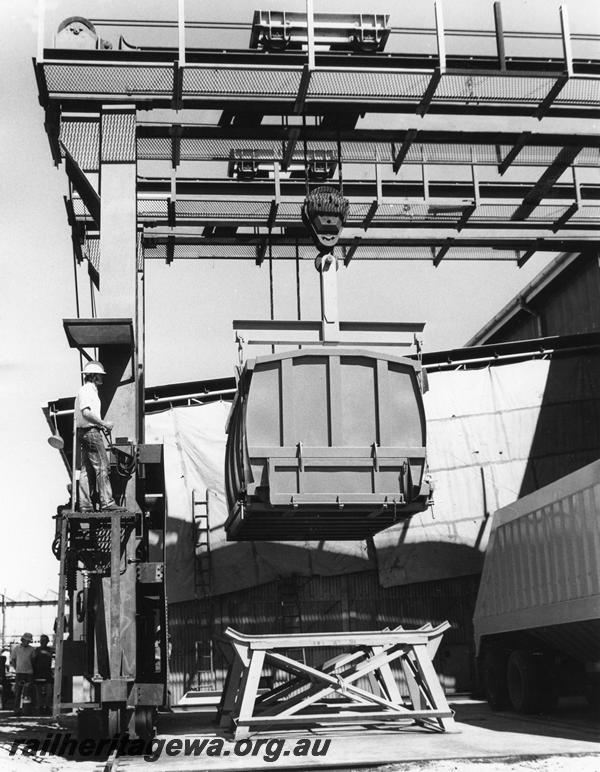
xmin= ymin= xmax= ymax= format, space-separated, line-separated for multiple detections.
xmin=277 ymin=575 xmax=303 ymax=634
xmin=190 ymin=490 xmax=216 ymax=690
xmin=192 ymin=489 xmax=212 ymax=598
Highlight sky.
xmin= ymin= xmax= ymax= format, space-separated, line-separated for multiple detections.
xmin=1 ymin=0 xmax=598 ymax=604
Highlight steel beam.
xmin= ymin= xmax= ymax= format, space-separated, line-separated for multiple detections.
xmin=255 ymin=238 xmax=267 ymax=266
xmin=170 ymin=124 xmax=182 ymax=168
xmin=294 ymin=65 xmax=312 ymax=114
xmin=98 ymin=104 xmax=140 ymax=683
xmin=494 ymin=2 xmax=506 ymax=71
xmin=137 ymin=122 xmax=600 ymax=148
xmin=135 ymin=177 xmax=600 ymax=199
xmin=142 ymin=230 xmax=598 ymax=257
xmin=144 ymin=227 xmax=599 ymax=244
xmin=63 ymin=146 xmax=101 ymax=226
xmin=318 ymin=256 xmax=340 ymax=341
xmin=552 ymin=202 xmax=578 ymax=231
xmin=363 ymin=163 xmax=383 ymax=230
xmin=535 ymin=75 xmax=569 ymax=120
xmin=561 ymin=5 xmax=574 ymax=77
xmin=511 ymin=145 xmax=582 ymax=220
xmin=343 ymin=237 xmax=361 ymax=265
xmin=64 ymin=195 xmax=84 ymax=265
xmin=498 ymin=132 xmax=531 ymax=175
xmin=517 ymin=242 xmax=540 ymax=267
xmin=282 ymin=127 xmax=301 ymax=170
xmin=432 ymin=241 xmax=452 ymax=267
xmin=393 ymin=129 xmax=418 ymax=173
xmin=416 ymin=69 xmax=442 ymax=118
xmin=553 ymin=166 xmax=581 ymax=231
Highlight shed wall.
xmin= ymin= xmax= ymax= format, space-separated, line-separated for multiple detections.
xmin=167 ymin=571 xmax=479 ymax=704
xmin=486 ymin=252 xmax=600 ymax=344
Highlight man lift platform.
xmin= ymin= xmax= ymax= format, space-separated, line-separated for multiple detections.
xmin=51 ymin=319 xmax=169 ymax=740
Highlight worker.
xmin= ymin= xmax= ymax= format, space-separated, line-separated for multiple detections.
xmin=0 ymin=649 xmax=8 ymax=709
xmin=10 ymin=633 xmax=35 ymax=716
xmin=75 ymin=361 xmax=119 ymax=512
xmin=33 ymin=635 xmax=53 ymax=716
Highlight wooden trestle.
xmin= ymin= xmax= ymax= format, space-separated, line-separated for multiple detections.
xmin=218 ymin=623 xmax=457 ymax=738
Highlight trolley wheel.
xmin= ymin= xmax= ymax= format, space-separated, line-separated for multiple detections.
xmin=507 ymin=649 xmax=556 ymax=714
xmin=134 ymin=706 xmax=156 ymax=741
xmin=481 ymin=648 xmax=509 ymax=710
xmin=76 ymin=589 xmax=87 ymax=622
xmin=106 ymin=707 xmax=123 ymax=737
xmin=51 ymin=534 xmax=62 ymax=560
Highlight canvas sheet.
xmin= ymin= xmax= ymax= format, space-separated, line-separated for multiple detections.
xmin=145 ymin=359 xmax=552 ymax=602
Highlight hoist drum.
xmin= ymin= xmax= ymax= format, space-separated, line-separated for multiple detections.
xmin=225 ymin=348 xmax=431 ymax=541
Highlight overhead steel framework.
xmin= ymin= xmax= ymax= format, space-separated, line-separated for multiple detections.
xmin=35 ymin=1 xmax=600 ymax=270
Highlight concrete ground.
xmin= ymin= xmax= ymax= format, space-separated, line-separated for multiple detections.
xmin=0 ymin=697 xmax=598 ymax=772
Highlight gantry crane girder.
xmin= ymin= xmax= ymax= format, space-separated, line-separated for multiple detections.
xmin=35 ymin=21 xmax=600 ymax=264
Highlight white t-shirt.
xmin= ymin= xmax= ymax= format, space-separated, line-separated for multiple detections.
xmin=75 ymin=381 xmax=101 ymax=429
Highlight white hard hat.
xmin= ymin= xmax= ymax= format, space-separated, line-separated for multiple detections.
xmin=82 ymin=361 xmax=106 ymax=375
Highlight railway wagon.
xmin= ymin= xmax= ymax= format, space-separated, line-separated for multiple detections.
xmin=225 ymin=348 xmax=432 ymax=541
xmin=474 ymin=459 xmax=600 ymax=713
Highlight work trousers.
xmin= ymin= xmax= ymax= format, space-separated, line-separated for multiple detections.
xmin=35 ymin=679 xmax=53 ymax=713
xmin=13 ymin=673 xmax=33 ymax=714
xmin=79 ymin=428 xmax=115 ymax=510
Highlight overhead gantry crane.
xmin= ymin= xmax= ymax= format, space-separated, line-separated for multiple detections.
xmin=34 ymin=0 xmax=600 ymax=741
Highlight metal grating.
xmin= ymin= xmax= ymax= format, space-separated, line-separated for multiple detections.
xmin=137 ymin=136 xmax=172 ymax=161
xmin=71 ymin=197 xmax=92 ymax=218
xmin=145 ymin=243 xmax=259 ymax=260
xmin=84 ymin=236 xmax=100 ymax=272
xmin=101 ymin=109 xmax=136 ymax=163
xmin=175 ymin=199 xmax=272 ymax=218
xmin=277 ymin=202 xmax=304 ymax=218
xmin=555 ymin=77 xmax=600 ymax=104
xmin=525 ymin=203 xmax=573 ymax=220
xmin=138 ymin=198 xmax=169 ymax=217
xmin=437 ymin=74 xmax=556 ymax=103
xmin=570 ymin=205 xmax=600 ymax=222
xmin=42 ymin=63 xmax=173 ymax=96
xmin=60 ymin=120 xmax=100 ymax=171
xmin=182 ymin=137 xmax=280 ymax=160
xmin=40 ymin=61 xmax=600 ymax=111
xmin=137 ymin=229 xmax=143 ymax=271
xmin=182 ymin=65 xmax=301 ymax=96
xmin=494 ymin=144 xmax=600 ymax=167
xmin=308 ymin=69 xmax=431 ymax=100
xmin=336 ymin=141 xmax=390 ymax=162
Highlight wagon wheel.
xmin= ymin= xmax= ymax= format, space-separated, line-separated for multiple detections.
xmin=134 ymin=706 xmax=156 ymax=741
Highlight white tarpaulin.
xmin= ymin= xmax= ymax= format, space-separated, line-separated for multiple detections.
xmin=374 ymin=359 xmax=551 ymax=586
xmin=146 ymin=359 xmax=553 ymax=602
xmin=145 ymin=402 xmax=372 ymax=603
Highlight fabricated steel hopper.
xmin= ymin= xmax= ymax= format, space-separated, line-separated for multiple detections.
xmin=225 ymin=348 xmax=432 ymax=540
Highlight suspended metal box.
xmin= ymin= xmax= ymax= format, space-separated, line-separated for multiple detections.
xmin=225 ymin=348 xmax=431 ymax=541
